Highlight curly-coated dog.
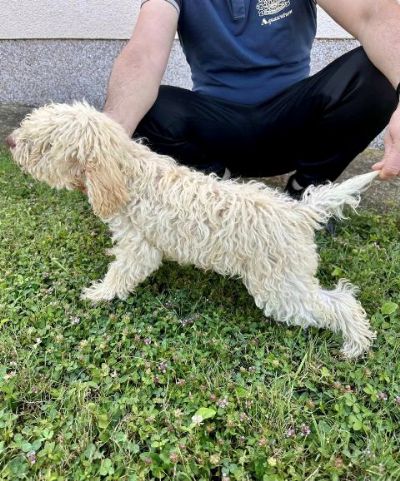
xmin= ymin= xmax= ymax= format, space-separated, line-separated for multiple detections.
xmin=8 ymin=102 xmax=379 ymax=358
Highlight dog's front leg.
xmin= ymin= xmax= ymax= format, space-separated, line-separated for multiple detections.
xmin=81 ymin=234 xmax=162 ymax=303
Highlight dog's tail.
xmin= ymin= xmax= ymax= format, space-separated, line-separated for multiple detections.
xmin=298 ymin=171 xmax=378 ymax=227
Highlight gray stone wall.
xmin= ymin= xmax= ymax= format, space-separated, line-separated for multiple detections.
xmin=0 ymin=38 xmax=359 ymax=106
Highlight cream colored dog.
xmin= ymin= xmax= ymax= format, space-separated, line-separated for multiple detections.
xmin=9 ymin=102 xmax=379 ymax=358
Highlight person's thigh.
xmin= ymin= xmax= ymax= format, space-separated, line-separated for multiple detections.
xmin=135 ymin=86 xmax=251 ymax=166
xmin=135 ymin=85 xmax=260 ymax=171
xmin=245 ymin=47 xmax=398 ymax=181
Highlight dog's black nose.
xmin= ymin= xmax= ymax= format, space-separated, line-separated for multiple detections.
xmin=5 ymin=135 xmax=16 ymax=149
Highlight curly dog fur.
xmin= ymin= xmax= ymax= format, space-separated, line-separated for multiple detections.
xmin=9 ymin=102 xmax=379 ymax=358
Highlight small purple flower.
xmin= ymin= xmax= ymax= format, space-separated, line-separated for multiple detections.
xmin=334 ymin=456 xmax=344 ymax=468
xmin=300 ymin=424 xmax=311 ymax=437
xmin=70 ymin=316 xmax=80 ymax=325
xmin=240 ymin=412 xmax=249 ymax=422
xmin=258 ymin=437 xmax=267 ymax=447
xmin=378 ymin=391 xmax=388 ymax=401
xmin=286 ymin=427 xmax=296 ymax=438
xmin=395 ymin=396 xmax=400 ymax=405
xmin=144 ymin=337 xmax=152 ymax=345
xmin=180 ymin=317 xmax=193 ymax=327
xmin=158 ymin=361 xmax=167 ymax=373
xmin=191 ymin=414 xmax=203 ymax=426
xmin=27 ymin=451 xmax=36 ymax=465
xmin=364 ymin=447 xmax=372 ymax=457
xmin=180 ymin=313 xmax=200 ymax=326
xmin=169 ymin=452 xmax=179 ymax=463
xmin=216 ymin=397 xmax=228 ymax=408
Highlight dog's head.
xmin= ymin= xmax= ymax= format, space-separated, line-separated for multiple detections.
xmin=8 ymin=102 xmax=132 ymax=218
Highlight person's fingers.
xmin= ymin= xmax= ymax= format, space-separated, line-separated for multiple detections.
xmin=372 ymin=161 xmax=384 ymax=171
xmin=378 ymin=149 xmax=400 ymax=180
xmin=373 ymin=125 xmax=400 ymax=180
xmin=372 ymin=132 xmax=390 ymax=176
xmin=370 ymin=109 xmax=400 ymax=180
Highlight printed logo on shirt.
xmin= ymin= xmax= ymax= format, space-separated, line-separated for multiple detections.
xmin=256 ymin=0 xmax=290 ymax=16
xmin=256 ymin=0 xmax=292 ymax=26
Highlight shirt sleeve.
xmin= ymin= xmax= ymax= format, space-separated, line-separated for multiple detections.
xmin=141 ymin=0 xmax=181 ymax=14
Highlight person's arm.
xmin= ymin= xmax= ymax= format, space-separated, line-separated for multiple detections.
xmin=103 ymin=0 xmax=179 ymax=137
xmin=317 ymin=0 xmax=400 ymax=180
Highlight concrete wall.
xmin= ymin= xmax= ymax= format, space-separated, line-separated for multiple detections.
xmin=0 ymin=38 xmax=360 ymax=108
xmin=0 ymin=1 xmax=349 ymax=40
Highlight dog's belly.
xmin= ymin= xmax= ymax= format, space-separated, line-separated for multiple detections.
xmin=146 ymin=218 xmax=240 ymax=274
xmin=132 ymin=205 xmax=277 ymax=278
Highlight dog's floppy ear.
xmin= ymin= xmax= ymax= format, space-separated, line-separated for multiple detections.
xmin=69 ymin=104 xmax=132 ymax=218
xmin=84 ymin=152 xmax=130 ymax=219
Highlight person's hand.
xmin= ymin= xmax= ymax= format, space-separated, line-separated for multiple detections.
xmin=372 ymin=105 xmax=400 ymax=180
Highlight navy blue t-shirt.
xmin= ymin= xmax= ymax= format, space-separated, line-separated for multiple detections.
xmin=142 ymin=0 xmax=317 ymax=105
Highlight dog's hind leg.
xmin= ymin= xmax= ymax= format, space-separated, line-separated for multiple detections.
xmin=246 ymin=276 xmax=375 ymax=358
xmin=81 ymin=233 xmax=162 ymax=303
xmin=315 ymin=281 xmax=376 ymax=358
xmin=273 ymin=280 xmax=375 ymax=358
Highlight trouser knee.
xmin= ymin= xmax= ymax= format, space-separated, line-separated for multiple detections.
xmin=351 ymin=47 xmax=398 ymax=123
xmin=135 ymin=86 xmax=194 ymax=161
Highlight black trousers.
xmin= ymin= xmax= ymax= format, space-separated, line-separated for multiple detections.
xmin=136 ymin=47 xmax=398 ymax=185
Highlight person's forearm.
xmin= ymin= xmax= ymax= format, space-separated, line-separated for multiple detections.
xmin=360 ymin=0 xmax=400 ymax=90
xmin=104 ymin=46 xmax=163 ymax=137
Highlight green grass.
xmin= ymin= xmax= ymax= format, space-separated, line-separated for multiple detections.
xmin=0 ymin=148 xmax=400 ymax=481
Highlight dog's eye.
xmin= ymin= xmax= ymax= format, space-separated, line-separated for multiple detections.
xmin=19 ymin=139 xmax=31 ymax=150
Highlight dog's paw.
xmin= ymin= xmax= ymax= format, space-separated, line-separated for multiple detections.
xmin=341 ymin=329 xmax=376 ymax=359
xmin=80 ymin=283 xmax=116 ymax=303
